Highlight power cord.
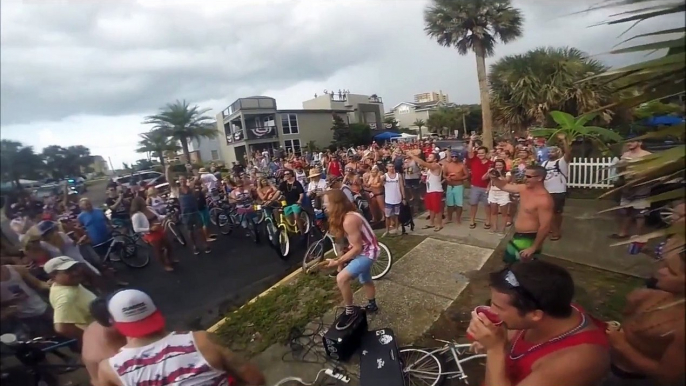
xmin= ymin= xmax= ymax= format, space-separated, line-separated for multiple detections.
xmin=280 ymin=306 xmax=377 ymax=384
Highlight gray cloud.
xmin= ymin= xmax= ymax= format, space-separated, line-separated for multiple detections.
xmin=1 ymin=0 xmax=683 ymax=128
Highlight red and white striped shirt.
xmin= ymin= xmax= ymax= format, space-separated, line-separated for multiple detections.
xmin=347 ymin=211 xmax=379 ymax=260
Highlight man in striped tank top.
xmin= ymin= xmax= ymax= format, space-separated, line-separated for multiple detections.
xmin=323 ymin=190 xmax=380 ymax=330
xmin=97 ymin=289 xmax=265 ymax=386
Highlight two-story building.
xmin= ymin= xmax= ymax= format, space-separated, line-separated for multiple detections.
xmin=215 ymin=92 xmax=385 ymax=164
xmin=385 ymin=100 xmax=457 ymax=135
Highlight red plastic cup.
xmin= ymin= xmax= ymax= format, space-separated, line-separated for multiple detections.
xmin=467 ymin=306 xmax=503 ymax=341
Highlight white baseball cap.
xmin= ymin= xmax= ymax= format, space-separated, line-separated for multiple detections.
xmin=44 ymin=256 xmax=79 ymax=274
xmin=108 ymin=289 xmax=165 ymax=337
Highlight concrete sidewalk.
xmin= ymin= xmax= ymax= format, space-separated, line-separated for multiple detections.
xmin=253 ymin=210 xmax=501 ymax=385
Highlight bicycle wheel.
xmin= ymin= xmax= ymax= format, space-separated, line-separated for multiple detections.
xmin=209 ymin=207 xmax=222 ymax=226
xmin=115 ymin=236 xmax=150 ymax=268
xmin=398 ymin=346 xmax=445 ymax=386
xmin=298 ymin=211 xmax=311 ymax=234
xmin=166 ymin=221 xmax=186 ymax=246
xmin=216 ymin=210 xmax=234 ymax=235
xmin=371 ymin=242 xmax=392 ymax=280
xmin=278 ymin=224 xmax=290 ymax=257
xmin=263 ymin=219 xmax=283 ymax=257
xmin=302 ymin=239 xmax=325 ymax=273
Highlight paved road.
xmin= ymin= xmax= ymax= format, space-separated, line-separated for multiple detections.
xmin=110 ymin=233 xmax=305 ymax=330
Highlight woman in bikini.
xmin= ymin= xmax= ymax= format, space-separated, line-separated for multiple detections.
xmin=365 ymin=165 xmax=385 ymax=224
xmin=130 ymin=196 xmax=175 ymax=272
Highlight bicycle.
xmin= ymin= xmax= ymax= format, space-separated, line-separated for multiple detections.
xmin=215 ymin=202 xmax=260 ymax=244
xmin=162 ymin=199 xmax=186 ymax=246
xmin=272 ymin=200 xmax=311 ymax=257
xmin=0 ymin=333 xmax=85 ymax=386
xmin=254 ymin=203 xmax=284 ymax=259
xmin=398 ymin=338 xmax=486 ymax=386
xmin=302 ymin=215 xmax=392 ymax=280
xmin=90 ymin=231 xmax=150 ymax=268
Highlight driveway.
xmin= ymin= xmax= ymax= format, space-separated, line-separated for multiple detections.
xmin=109 ymin=234 xmax=306 ymax=330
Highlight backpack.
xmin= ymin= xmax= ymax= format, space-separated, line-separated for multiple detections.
xmin=542 ymin=159 xmax=567 ymax=182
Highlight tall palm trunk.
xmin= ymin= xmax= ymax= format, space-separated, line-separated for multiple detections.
xmin=418 ymin=125 xmax=423 ymax=140
xmin=179 ymin=137 xmax=191 ymax=164
xmin=474 ymin=44 xmax=494 ymax=148
xmin=158 ymin=153 xmax=166 ymax=170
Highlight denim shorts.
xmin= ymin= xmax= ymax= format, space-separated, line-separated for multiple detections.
xmin=384 ymin=203 xmax=401 ymax=217
xmin=344 ymin=255 xmax=374 ymax=284
xmin=469 ymin=186 xmax=488 ymax=206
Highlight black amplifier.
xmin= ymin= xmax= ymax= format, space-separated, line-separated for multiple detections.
xmin=321 ymin=308 xmax=368 ymax=362
xmin=359 ymin=328 xmax=404 ymax=386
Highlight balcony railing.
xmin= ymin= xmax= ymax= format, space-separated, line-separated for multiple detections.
xmin=369 ymin=95 xmax=383 ymax=103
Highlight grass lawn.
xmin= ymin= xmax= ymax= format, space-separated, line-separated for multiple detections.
xmin=213 ymin=234 xmax=427 ymax=356
xmin=418 ymin=254 xmax=643 ymax=386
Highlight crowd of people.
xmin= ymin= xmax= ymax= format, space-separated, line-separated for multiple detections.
xmin=0 ymin=131 xmax=683 ymax=386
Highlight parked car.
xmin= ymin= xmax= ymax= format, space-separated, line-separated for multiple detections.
xmin=65 ymin=177 xmax=87 ymax=193
xmin=112 ymin=171 xmax=166 ymax=190
xmin=32 ymin=184 xmax=78 ymax=200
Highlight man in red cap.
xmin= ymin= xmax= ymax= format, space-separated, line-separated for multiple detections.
xmin=97 ymin=289 xmax=265 ymax=386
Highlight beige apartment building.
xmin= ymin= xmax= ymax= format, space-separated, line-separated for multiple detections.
xmin=414 ymin=90 xmax=449 ymax=104
xmin=215 ymin=92 xmax=385 ymax=164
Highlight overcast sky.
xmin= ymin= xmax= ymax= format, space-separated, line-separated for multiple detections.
xmin=1 ymin=0 xmax=683 ymax=168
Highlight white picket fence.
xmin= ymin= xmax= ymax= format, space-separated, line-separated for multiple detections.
xmin=568 ymin=157 xmax=620 ymax=189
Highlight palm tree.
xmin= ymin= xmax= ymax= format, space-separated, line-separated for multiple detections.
xmin=489 ymin=46 xmax=612 ymax=133
xmin=413 ymin=119 xmax=425 ymax=140
xmin=143 ymin=100 xmax=217 ymax=163
xmin=136 ymin=129 xmax=181 ymax=170
xmin=424 ymin=0 xmax=524 ymax=148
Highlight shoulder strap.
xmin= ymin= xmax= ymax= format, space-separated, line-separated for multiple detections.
xmin=554 ymin=160 xmax=567 ymax=181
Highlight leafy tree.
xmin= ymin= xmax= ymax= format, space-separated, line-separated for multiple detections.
xmin=331 ymin=114 xmax=352 ymax=147
xmin=143 ymin=100 xmax=217 ymax=163
xmin=632 ymin=100 xmax=683 ymax=120
xmin=0 ymin=140 xmax=44 ymax=187
xmin=489 ymin=46 xmax=612 ymax=133
xmin=136 ymin=129 xmax=180 ymax=170
xmin=135 ymin=159 xmax=154 ymax=171
xmin=426 ymin=105 xmax=481 ymax=137
xmin=348 ymin=123 xmax=373 ymax=146
xmin=41 ymin=145 xmax=93 ymax=179
xmin=424 ymin=0 xmax=524 ymax=148
xmin=584 ymin=0 xmax=685 ymax=247
xmin=383 ymin=117 xmax=400 ymax=130
xmin=530 ymin=111 xmax=623 ymax=155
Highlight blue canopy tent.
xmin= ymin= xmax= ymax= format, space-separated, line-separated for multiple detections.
xmin=373 ymin=131 xmax=402 ymax=141
xmin=641 ymin=115 xmax=684 ymax=126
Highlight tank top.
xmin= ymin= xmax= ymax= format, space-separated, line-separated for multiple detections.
xmin=327 ymin=161 xmax=342 ymax=177
xmin=108 ymin=332 xmax=229 ymax=386
xmin=233 ymin=188 xmax=252 ymax=209
xmin=295 ymin=170 xmax=307 ymax=187
xmin=499 ymin=305 xmax=609 ymax=386
xmin=384 ymin=173 xmax=402 ymax=205
xmin=347 ymin=212 xmax=379 ymax=260
xmin=426 ymin=167 xmax=443 ymax=193
xmin=178 ymin=187 xmax=199 ymax=214
xmin=149 ymin=196 xmax=166 ymax=214
xmin=0 ymin=266 xmax=48 ymax=318
xmin=405 ymin=160 xmax=421 ymax=180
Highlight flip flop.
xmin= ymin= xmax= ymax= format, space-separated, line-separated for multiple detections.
xmin=469 ymin=223 xmax=476 ymax=229
xmin=434 ymin=227 xmax=443 ymax=232
xmin=550 ymin=236 xmax=561 ymax=241
xmin=484 ymin=224 xmax=491 ymax=230
xmin=422 ymin=225 xmax=435 ymax=229
xmin=505 ymin=222 xmax=512 ymax=227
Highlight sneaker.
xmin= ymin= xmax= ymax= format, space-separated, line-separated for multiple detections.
xmin=365 ymin=302 xmax=379 ymax=313
xmin=193 ymin=248 xmax=200 ymax=255
xmin=204 ymin=248 xmax=211 ymax=254
xmin=335 ymin=308 xmax=360 ymax=331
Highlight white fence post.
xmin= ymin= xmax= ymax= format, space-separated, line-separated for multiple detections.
xmin=568 ymin=156 xmax=619 ymax=189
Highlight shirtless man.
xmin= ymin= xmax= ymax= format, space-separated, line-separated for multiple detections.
xmin=489 ymin=165 xmax=553 ymax=263
xmin=603 ymin=235 xmax=685 ymax=386
xmin=611 ymin=136 xmax=652 ymax=239
xmin=468 ymin=260 xmax=610 ymax=386
xmin=443 ymin=150 xmax=468 ymax=224
xmin=82 ymin=296 xmax=126 ymax=386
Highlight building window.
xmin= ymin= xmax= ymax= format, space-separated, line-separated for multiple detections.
xmin=398 ymin=105 xmax=410 ymax=114
xmin=284 ymin=139 xmax=301 ymax=155
xmin=211 ymin=150 xmax=219 ymax=160
xmin=281 ymin=113 xmax=299 ymax=135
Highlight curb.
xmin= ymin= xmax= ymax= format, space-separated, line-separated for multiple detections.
xmin=207 ymin=249 xmax=336 ymax=333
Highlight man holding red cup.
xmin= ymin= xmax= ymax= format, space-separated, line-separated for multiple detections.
xmin=466 ymin=261 xmax=610 ymax=386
